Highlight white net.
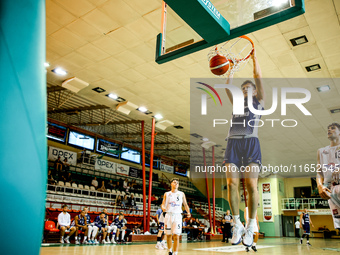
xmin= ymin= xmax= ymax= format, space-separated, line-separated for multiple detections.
xmin=207 ymin=36 xmax=254 ymax=76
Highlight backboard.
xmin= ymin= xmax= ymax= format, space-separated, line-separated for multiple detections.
xmin=156 ymin=0 xmax=305 ymax=64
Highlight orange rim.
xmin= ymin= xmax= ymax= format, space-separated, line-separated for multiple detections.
xmin=227 ymin=35 xmax=254 ymax=64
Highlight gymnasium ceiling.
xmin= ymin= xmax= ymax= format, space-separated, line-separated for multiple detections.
xmin=46 ymin=0 xmax=340 ymax=174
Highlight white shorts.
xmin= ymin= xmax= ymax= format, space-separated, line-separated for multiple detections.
xmin=164 ymin=213 xmax=182 ymax=235
xmin=329 ymin=185 xmax=340 ymax=229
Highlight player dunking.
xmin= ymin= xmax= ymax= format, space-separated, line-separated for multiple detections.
xmin=299 ymin=208 xmax=314 ymax=245
xmin=161 ymin=178 xmax=191 ymax=255
xmin=224 ymin=50 xmax=264 ymax=247
xmin=316 ymin=123 xmax=340 ymax=231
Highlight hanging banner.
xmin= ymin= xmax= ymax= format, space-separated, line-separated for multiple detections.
xmin=117 ymin=163 xmax=129 ymax=176
xmin=129 ymin=167 xmax=142 ymax=178
xmin=160 ymin=160 xmax=174 ymax=174
xmin=262 ymin=183 xmax=273 ymax=222
xmin=48 ymin=146 xmax=77 ymax=166
xmin=95 ymin=158 xmax=116 ymax=173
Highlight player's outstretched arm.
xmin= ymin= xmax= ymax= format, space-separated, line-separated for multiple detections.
xmin=161 ymin=193 xmax=167 ymax=212
xmin=299 ymin=213 xmax=303 ymax=228
xmin=251 ymin=50 xmax=265 ymax=105
xmin=225 ymin=72 xmax=234 ymax=105
xmin=316 ymin=150 xmax=331 ymax=200
xmin=182 ymin=193 xmax=191 ymax=218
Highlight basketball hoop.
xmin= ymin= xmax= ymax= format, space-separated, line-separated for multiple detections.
xmin=208 ymin=35 xmax=254 ymax=76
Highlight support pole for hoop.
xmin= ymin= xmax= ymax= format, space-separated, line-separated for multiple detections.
xmin=212 ymin=146 xmax=216 ymax=234
xmin=141 ymin=121 xmax=146 ymax=232
xmin=147 ymin=118 xmax=156 ymax=231
xmin=203 ymin=148 xmax=213 ymax=233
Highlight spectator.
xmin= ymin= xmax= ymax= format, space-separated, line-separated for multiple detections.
xmin=48 ymin=170 xmax=57 ymax=185
xmin=187 ymin=218 xmax=195 ymax=240
xmin=156 ymin=195 xmax=163 ymax=206
xmin=116 ymin=195 xmax=123 ymax=207
xmin=192 ymin=218 xmax=201 ymax=241
xmin=128 ymin=182 xmax=133 ymax=193
xmin=131 ymin=180 xmax=137 ymax=190
xmin=54 ymin=156 xmax=63 ymax=172
xmin=122 ymin=194 xmax=129 ymax=208
xmin=65 ymin=172 xmax=73 ymax=184
xmin=63 ymin=157 xmax=70 ymax=171
xmin=151 ymin=194 xmax=157 ymax=204
xmin=295 ymin=218 xmax=301 ymax=238
xmin=81 ymin=148 xmax=89 ymax=163
xmin=221 ymin=218 xmax=227 ymax=242
xmin=224 ymin=210 xmax=233 ymax=243
xmin=98 ymin=181 xmax=108 ymax=192
xmin=58 ymin=205 xmax=76 ymax=243
xmin=123 ymin=178 xmax=130 ymax=193
xmin=91 ymin=177 xmax=98 ymax=189
xmin=128 ymin=194 xmax=138 ymax=214
xmin=133 ymin=225 xmax=141 ymax=235
xmin=107 ymin=179 xmax=115 ymax=190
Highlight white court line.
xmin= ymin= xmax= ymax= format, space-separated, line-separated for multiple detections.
xmin=193 ymin=245 xmax=274 ymax=253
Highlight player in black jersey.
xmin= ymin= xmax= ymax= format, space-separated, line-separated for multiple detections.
xmin=299 ymin=209 xmax=314 ymax=246
xmin=72 ymin=210 xmax=87 ymax=244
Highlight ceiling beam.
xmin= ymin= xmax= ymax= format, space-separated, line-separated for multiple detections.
xmin=47 ymin=86 xmax=67 ymax=93
xmin=48 ymin=105 xmax=110 ymax=114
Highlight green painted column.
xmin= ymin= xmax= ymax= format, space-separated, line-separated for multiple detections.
xmin=0 ymin=0 xmax=46 ymax=254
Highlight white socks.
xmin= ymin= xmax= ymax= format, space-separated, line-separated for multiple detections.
xmin=248 ymin=218 xmax=256 ymax=228
xmin=234 ymin=215 xmax=242 ymax=225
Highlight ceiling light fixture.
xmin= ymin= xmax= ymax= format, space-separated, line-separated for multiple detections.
xmin=107 ymin=93 xmax=118 ymax=100
xmin=92 ymin=87 xmax=106 ymax=93
xmin=305 ymin=64 xmax=321 ymax=72
xmin=330 ymin=108 xmax=340 ymax=114
xmin=316 ymin=85 xmax=330 ymax=92
xmin=154 ymin=114 xmax=163 ymax=120
xmin=138 ymin=106 xmax=148 ymax=113
xmin=290 ymin=35 xmax=308 ymax=46
xmin=52 ymin=67 xmax=67 ymax=75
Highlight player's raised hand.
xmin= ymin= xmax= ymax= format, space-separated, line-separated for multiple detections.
xmin=318 ymin=185 xmax=331 ymax=200
xmin=251 ymin=48 xmax=256 ymax=60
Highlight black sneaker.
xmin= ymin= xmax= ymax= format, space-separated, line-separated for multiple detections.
xmin=307 ymin=242 xmax=312 ymax=246
xmin=299 ymin=239 xmax=302 ymax=244
xmin=169 ymin=252 xmax=173 ymax=255
xmin=222 ymin=240 xmax=225 ymax=242
xmin=251 ymin=246 xmax=257 ymax=252
xmin=245 ymin=247 xmax=250 ymax=252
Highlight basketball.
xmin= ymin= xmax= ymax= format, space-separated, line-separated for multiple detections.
xmin=209 ymin=54 xmax=229 ymax=76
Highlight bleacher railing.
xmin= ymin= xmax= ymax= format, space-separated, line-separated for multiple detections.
xmin=281 ymin=197 xmax=329 ymax=210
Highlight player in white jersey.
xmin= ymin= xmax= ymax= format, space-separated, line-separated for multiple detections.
xmin=316 ymin=123 xmax=340 ymax=230
xmin=162 ymin=178 xmax=191 ymax=255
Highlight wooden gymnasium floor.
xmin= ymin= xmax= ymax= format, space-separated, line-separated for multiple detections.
xmin=40 ymin=238 xmax=340 ymax=254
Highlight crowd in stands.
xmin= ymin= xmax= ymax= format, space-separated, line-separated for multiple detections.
xmin=54 ymin=205 xmax=142 ymax=245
